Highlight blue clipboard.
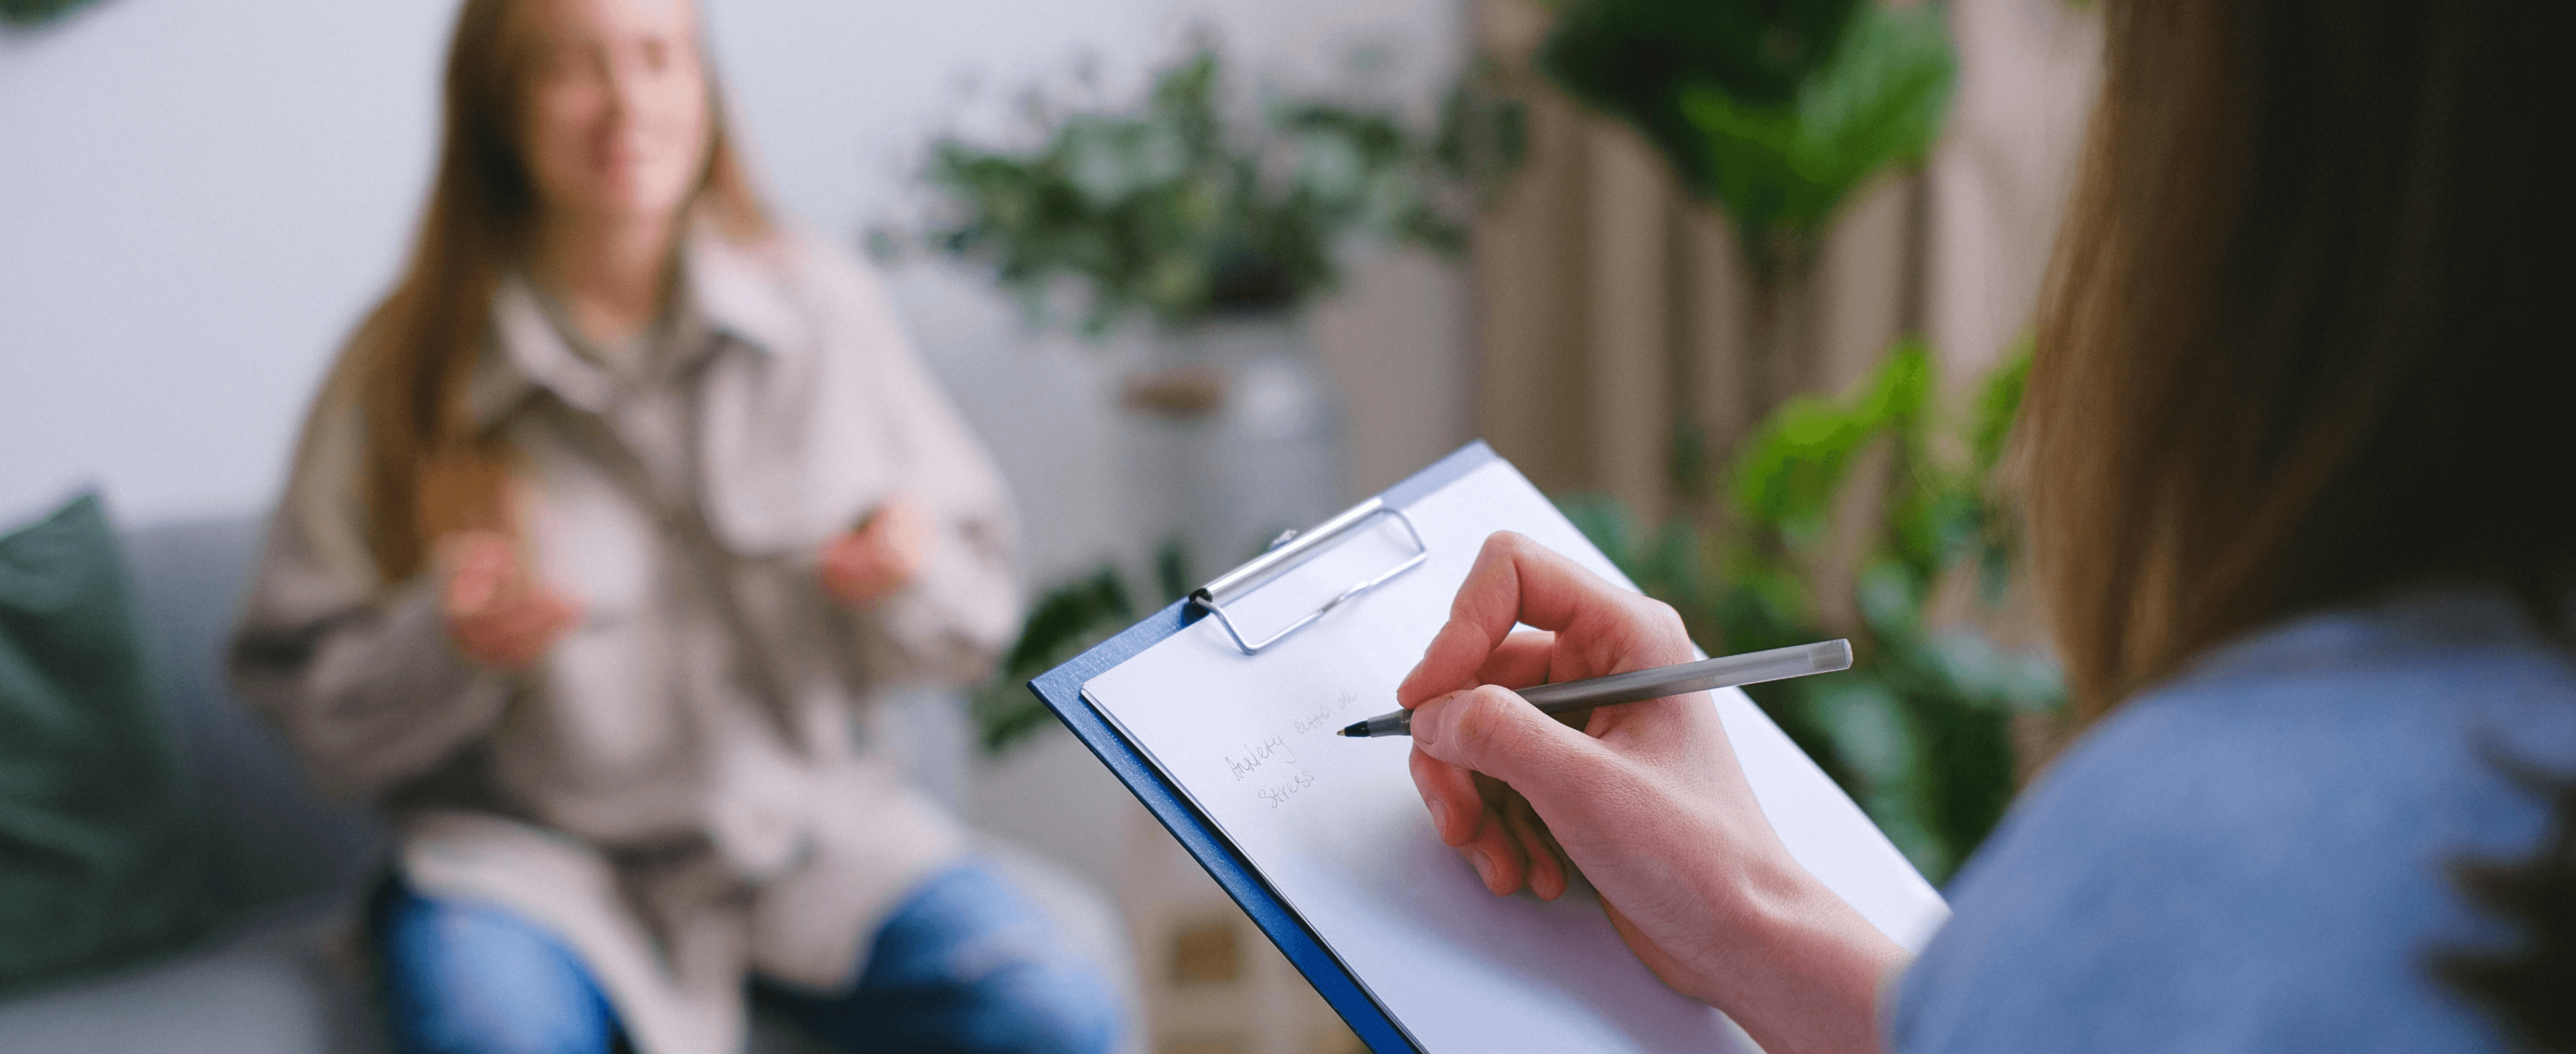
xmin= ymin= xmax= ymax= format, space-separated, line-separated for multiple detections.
xmin=1026 ymin=441 xmax=1506 ymax=1054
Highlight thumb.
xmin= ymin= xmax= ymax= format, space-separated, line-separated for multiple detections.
xmin=1411 ymin=684 xmax=1615 ymax=794
xmin=535 ymin=583 xmax=585 ymax=626
xmin=443 ymin=547 xmax=507 ymax=615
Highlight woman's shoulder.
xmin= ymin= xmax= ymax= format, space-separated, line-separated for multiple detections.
xmin=2044 ymin=587 xmax=2576 ymax=830
xmin=685 ymin=222 xmax=904 ymax=358
xmin=1890 ymin=586 xmax=2576 ymax=1053
xmin=2046 ymin=587 xmax=2576 ymax=854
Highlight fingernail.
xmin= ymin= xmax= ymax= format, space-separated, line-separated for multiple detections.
xmin=1428 ymin=797 xmax=1451 ymax=840
xmin=1469 ymin=850 xmax=1494 ymax=889
xmin=1412 ymin=692 xmax=1456 ymax=747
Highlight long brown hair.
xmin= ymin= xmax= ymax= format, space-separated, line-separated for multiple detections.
xmin=351 ymin=0 xmax=768 ymax=581
xmin=2027 ymin=5 xmax=2569 ymax=1042
xmin=2024 ymin=0 xmax=2564 ymax=719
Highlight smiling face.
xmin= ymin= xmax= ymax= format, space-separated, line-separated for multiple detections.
xmin=517 ymin=0 xmax=712 ymax=230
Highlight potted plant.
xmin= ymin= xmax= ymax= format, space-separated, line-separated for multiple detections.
xmin=910 ymin=43 xmax=1514 ymax=567
xmin=908 ymin=43 xmax=1520 ymax=753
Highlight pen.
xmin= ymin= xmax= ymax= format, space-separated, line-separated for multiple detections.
xmin=1336 ymin=639 xmax=1854 ymax=739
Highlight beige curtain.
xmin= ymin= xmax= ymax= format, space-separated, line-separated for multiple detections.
xmin=1469 ymin=0 xmax=2102 ymax=522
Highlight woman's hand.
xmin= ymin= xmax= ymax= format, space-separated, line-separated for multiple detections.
xmin=1398 ymin=531 xmax=1903 ymax=1054
xmin=438 ymin=531 xmax=583 ymax=671
xmin=819 ymin=494 xmax=932 ymax=606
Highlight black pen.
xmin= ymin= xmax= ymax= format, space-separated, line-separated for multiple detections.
xmin=1336 ymin=639 xmax=1854 ymax=739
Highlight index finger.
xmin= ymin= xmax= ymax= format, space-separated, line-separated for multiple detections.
xmin=1394 ymin=531 xmax=1666 ymax=708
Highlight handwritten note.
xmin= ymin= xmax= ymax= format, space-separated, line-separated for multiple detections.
xmin=1084 ymin=458 xmax=1950 ymax=1053
xmin=1215 ymin=689 xmax=1368 ymax=810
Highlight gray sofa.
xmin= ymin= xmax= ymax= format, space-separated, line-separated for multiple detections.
xmin=0 ymin=514 xmax=1133 ymax=1053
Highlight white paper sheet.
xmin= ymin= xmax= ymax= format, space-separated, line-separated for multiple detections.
xmin=1083 ymin=458 xmax=1949 ymax=1053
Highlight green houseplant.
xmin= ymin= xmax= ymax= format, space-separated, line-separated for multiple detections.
xmin=1561 ymin=341 xmax=2064 ymax=883
xmin=919 ymin=42 xmax=1520 ymax=625
xmin=917 ymin=45 xmax=1513 ymax=336
xmin=931 ymin=46 xmax=1521 ymax=755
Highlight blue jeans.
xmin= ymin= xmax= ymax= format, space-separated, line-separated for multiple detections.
xmin=368 ymin=860 xmax=1121 ymax=1054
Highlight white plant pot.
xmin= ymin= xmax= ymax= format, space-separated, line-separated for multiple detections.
xmin=1118 ymin=313 xmax=1348 ymax=584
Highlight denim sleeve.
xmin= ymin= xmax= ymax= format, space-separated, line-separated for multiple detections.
xmin=1885 ymin=651 xmax=2563 ymax=1054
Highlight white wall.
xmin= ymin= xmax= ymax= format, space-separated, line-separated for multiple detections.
xmin=0 ymin=0 xmax=1471 ymax=587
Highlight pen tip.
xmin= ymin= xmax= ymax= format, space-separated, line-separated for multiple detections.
xmin=1336 ymin=721 xmax=1365 ymax=737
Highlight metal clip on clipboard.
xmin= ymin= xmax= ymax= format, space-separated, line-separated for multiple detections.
xmin=1190 ymin=496 xmax=1430 ymax=655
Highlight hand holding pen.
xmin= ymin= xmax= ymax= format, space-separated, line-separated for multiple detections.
xmin=1392 ymin=531 xmax=1903 ymax=1054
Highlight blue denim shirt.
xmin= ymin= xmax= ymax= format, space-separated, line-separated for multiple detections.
xmin=1891 ymin=588 xmax=2576 ymax=1052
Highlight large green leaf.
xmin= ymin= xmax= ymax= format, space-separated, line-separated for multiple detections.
xmin=1680 ymin=3 xmax=1957 ymax=254
xmin=1727 ymin=340 xmax=1933 ymax=542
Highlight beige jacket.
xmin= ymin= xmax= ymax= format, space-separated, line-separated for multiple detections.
xmin=229 ymin=228 xmax=1021 ymax=1054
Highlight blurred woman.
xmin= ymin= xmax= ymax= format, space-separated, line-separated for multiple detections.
xmin=1394 ymin=1 xmax=2568 ymax=1052
xmin=228 ymin=1 xmax=1119 ymax=1051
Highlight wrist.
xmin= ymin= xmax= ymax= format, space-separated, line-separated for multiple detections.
xmin=1694 ymin=830 xmax=1905 ymax=1053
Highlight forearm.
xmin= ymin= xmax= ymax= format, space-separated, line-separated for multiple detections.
xmin=236 ymin=362 xmax=516 ymax=798
xmin=232 ymin=575 xmax=514 ymax=798
xmin=1699 ymin=852 xmax=1910 ymax=1054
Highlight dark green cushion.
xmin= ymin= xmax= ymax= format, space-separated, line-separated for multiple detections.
xmin=0 ymin=493 xmax=212 ymax=994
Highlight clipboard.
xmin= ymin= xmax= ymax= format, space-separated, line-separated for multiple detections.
xmin=1028 ymin=441 xmax=1945 ymax=1052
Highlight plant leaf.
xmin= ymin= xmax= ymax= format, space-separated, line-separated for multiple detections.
xmin=1679 ymin=3 xmax=1957 ymax=249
